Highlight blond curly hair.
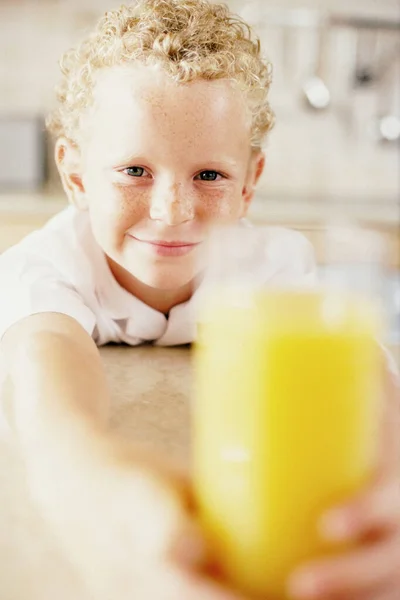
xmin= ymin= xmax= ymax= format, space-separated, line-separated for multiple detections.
xmin=46 ymin=0 xmax=275 ymax=149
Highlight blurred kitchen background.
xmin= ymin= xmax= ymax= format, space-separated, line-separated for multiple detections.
xmin=0 ymin=0 xmax=399 ymax=346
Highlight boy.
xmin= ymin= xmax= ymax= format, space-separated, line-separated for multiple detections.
xmin=0 ymin=1 xmax=399 ymax=598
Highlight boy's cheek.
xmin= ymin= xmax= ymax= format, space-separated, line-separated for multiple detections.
xmin=199 ymin=192 xmax=246 ymax=223
xmin=87 ymin=188 xmax=147 ymax=232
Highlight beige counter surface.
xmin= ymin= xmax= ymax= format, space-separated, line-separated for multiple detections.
xmin=0 ymin=345 xmax=192 ymax=600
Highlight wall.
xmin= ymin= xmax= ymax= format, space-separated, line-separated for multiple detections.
xmin=0 ymin=0 xmax=399 ymax=205
xmin=1 ymin=0 xmax=398 ymax=114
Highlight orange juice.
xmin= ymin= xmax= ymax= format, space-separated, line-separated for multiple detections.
xmin=193 ymin=289 xmax=382 ymax=599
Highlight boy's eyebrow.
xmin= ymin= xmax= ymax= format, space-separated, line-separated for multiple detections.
xmin=194 ymin=158 xmax=239 ymax=169
xmin=107 ymin=155 xmax=240 ymax=169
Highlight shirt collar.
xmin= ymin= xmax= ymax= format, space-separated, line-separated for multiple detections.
xmin=95 ymin=247 xmax=166 ymax=322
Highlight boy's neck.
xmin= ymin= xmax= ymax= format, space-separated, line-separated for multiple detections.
xmin=106 ymin=256 xmax=194 ymax=314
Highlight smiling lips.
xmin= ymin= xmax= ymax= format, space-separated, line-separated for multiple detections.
xmin=129 ymin=235 xmax=201 ymax=257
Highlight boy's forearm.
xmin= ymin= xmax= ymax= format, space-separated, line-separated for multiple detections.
xmin=0 ymin=314 xmax=110 ymax=453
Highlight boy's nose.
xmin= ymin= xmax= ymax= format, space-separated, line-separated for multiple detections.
xmin=149 ymin=182 xmax=195 ymax=225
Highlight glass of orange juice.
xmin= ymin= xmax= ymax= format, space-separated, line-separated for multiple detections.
xmin=193 ymin=225 xmax=386 ymax=599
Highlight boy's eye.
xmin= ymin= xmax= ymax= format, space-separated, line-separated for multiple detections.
xmin=196 ymin=170 xmax=222 ymax=182
xmin=124 ymin=166 xmax=147 ymax=177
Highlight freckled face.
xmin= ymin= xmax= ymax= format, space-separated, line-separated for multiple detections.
xmin=80 ymin=64 xmax=258 ymax=291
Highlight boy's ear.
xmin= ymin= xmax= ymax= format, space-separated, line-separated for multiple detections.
xmin=55 ymin=137 xmax=88 ymax=211
xmin=241 ymin=151 xmax=265 ymax=215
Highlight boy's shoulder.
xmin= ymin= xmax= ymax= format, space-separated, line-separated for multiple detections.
xmin=0 ymin=207 xmax=101 ymax=342
xmin=0 ymin=206 xmax=98 ymax=284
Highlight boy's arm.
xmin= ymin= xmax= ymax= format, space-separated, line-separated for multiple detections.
xmin=0 ymin=313 xmax=244 ymax=600
xmin=1 ymin=312 xmax=109 ymax=449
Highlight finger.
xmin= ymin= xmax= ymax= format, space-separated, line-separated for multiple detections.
xmin=380 ymin=352 xmax=400 ymax=472
xmin=168 ymin=520 xmax=210 ymax=570
xmin=287 ymin=533 xmax=400 ymax=599
xmin=338 ymin=587 xmax=400 ymax=600
xmin=320 ymin=476 xmax=400 ymax=542
xmin=324 ymin=581 xmax=400 ymax=600
xmin=166 ymin=568 xmax=249 ymax=600
xmin=373 ymin=589 xmax=400 ymax=600
xmin=358 ymin=587 xmax=400 ymax=600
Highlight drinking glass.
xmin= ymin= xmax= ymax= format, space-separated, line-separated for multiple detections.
xmin=193 ymin=224 xmax=386 ymax=599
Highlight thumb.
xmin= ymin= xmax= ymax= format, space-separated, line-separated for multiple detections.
xmin=168 ymin=519 xmax=210 ymax=570
xmin=320 ymin=475 xmax=400 ymax=542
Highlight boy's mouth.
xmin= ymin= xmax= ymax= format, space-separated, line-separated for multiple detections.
xmin=128 ymin=235 xmax=201 ymax=257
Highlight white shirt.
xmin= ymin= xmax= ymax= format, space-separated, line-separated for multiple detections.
xmin=0 ymin=206 xmax=316 ymax=346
